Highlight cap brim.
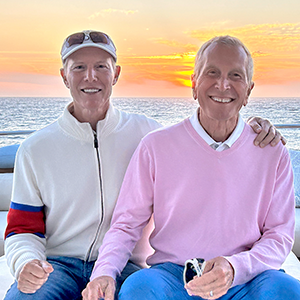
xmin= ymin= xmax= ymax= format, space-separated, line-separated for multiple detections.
xmin=62 ymin=42 xmax=117 ymax=62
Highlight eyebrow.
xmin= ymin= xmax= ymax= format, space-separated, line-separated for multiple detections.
xmin=204 ymin=64 xmax=246 ymax=75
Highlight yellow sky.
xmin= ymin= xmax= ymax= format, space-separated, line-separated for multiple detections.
xmin=1 ymin=0 xmax=300 ymax=97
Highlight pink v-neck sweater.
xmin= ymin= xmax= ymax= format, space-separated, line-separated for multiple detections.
xmin=92 ymin=119 xmax=295 ymax=287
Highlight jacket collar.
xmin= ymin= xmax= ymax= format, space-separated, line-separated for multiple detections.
xmin=58 ymin=102 xmax=120 ymax=142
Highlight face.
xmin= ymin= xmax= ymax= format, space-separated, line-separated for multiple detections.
xmin=60 ymin=47 xmax=120 ymax=120
xmin=191 ymin=42 xmax=254 ymax=125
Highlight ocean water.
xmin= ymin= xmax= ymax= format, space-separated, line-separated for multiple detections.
xmin=0 ymin=97 xmax=300 ymax=150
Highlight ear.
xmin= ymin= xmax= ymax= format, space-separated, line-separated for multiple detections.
xmin=60 ymin=68 xmax=70 ymax=89
xmin=113 ymin=65 xmax=121 ymax=86
xmin=191 ymin=74 xmax=195 ymax=88
xmin=244 ymin=82 xmax=254 ymax=106
xmin=191 ymin=74 xmax=197 ymax=100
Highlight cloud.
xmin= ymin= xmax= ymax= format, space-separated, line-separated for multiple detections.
xmin=119 ymin=22 xmax=300 ymax=88
xmin=119 ymin=53 xmax=195 ymax=88
xmin=2 ymin=22 xmax=300 ymax=94
xmin=88 ymin=9 xmax=138 ymax=20
xmin=0 ymin=51 xmax=60 ymax=76
xmin=151 ymin=38 xmax=198 ymax=53
xmin=251 ymin=51 xmax=271 ymax=58
xmin=187 ymin=23 xmax=300 ymax=52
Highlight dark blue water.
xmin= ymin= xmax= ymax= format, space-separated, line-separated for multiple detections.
xmin=1 ymin=97 xmax=300 ymax=149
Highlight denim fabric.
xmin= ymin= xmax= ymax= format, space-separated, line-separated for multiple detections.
xmin=119 ymin=262 xmax=300 ymax=300
xmin=4 ymin=256 xmax=139 ymax=300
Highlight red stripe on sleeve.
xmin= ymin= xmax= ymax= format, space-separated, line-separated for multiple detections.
xmin=5 ymin=208 xmax=45 ymax=239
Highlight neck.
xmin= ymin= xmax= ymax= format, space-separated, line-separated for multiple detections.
xmin=69 ymin=103 xmax=109 ymax=131
xmin=198 ymin=110 xmax=238 ymax=142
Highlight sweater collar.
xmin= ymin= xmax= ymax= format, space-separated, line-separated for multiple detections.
xmin=189 ymin=108 xmax=245 ymax=151
xmin=58 ymin=102 xmax=120 ymax=142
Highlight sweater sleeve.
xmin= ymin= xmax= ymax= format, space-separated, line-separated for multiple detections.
xmin=225 ymin=149 xmax=295 ymax=287
xmin=4 ymin=144 xmax=47 ymax=279
xmin=91 ymin=141 xmax=154 ymax=280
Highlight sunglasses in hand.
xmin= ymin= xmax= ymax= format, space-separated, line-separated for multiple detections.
xmin=183 ymin=258 xmax=206 ymax=285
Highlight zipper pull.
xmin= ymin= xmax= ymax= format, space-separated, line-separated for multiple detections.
xmin=94 ymin=134 xmax=98 ymax=148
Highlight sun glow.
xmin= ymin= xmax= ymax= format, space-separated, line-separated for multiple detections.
xmin=1 ymin=1 xmax=300 ymax=97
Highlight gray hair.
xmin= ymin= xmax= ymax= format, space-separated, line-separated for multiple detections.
xmin=193 ymin=35 xmax=254 ymax=85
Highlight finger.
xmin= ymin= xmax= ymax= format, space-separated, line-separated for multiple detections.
xmin=186 ymin=272 xmax=215 ymax=296
xmin=259 ymin=126 xmax=285 ymax=148
xmin=22 ymin=261 xmax=48 ymax=279
xmin=281 ymin=136 xmax=287 ymax=146
xmin=248 ymin=117 xmax=274 ymax=147
xmin=259 ymin=126 xmax=276 ymax=148
xmin=269 ymin=130 xmax=281 ymax=147
xmin=253 ymin=123 xmax=275 ymax=147
xmin=270 ymin=129 xmax=287 ymax=147
xmin=82 ymin=283 xmax=104 ymax=300
xmin=18 ymin=278 xmax=45 ymax=294
xmin=104 ymin=285 xmax=115 ymax=300
xmin=187 ymin=274 xmax=228 ymax=299
xmin=82 ymin=288 xmax=103 ymax=300
xmin=247 ymin=116 xmax=263 ymax=134
xmin=18 ymin=286 xmax=38 ymax=294
xmin=40 ymin=261 xmax=54 ymax=274
xmin=186 ymin=257 xmax=233 ymax=298
xmin=19 ymin=272 xmax=48 ymax=288
xmin=204 ymin=288 xmax=226 ymax=300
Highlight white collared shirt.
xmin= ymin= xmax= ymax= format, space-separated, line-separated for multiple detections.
xmin=189 ymin=109 xmax=245 ymax=151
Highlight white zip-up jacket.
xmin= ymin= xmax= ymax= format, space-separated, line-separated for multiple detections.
xmin=5 ymin=102 xmax=161 ymax=278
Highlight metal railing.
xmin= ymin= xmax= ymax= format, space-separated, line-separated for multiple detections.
xmin=0 ymin=124 xmax=300 ymax=137
xmin=274 ymin=124 xmax=300 ymax=129
xmin=0 ymin=130 xmax=35 ymax=136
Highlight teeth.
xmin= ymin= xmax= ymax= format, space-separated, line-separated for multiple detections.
xmin=211 ymin=97 xmax=232 ymax=103
xmin=83 ymin=89 xmax=100 ymax=93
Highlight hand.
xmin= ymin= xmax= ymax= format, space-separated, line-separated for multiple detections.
xmin=185 ymin=257 xmax=234 ymax=299
xmin=82 ymin=276 xmax=116 ymax=300
xmin=17 ymin=259 xmax=54 ymax=294
xmin=247 ymin=116 xmax=286 ymax=148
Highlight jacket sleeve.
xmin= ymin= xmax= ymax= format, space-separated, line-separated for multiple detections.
xmin=5 ymin=144 xmax=47 ymax=279
xmin=91 ymin=140 xmax=154 ymax=280
xmin=225 ymin=149 xmax=295 ymax=287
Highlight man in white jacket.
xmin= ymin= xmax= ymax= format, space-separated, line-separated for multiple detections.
xmin=4 ymin=30 xmax=282 ymax=300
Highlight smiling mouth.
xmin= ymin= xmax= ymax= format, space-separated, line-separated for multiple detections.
xmin=81 ymin=89 xmax=101 ymax=94
xmin=210 ymin=96 xmax=233 ymax=103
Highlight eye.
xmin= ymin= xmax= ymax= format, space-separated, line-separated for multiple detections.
xmin=96 ymin=64 xmax=107 ymax=69
xmin=207 ymin=70 xmax=217 ymax=76
xmin=73 ymin=65 xmax=84 ymax=70
xmin=231 ymin=72 xmax=243 ymax=79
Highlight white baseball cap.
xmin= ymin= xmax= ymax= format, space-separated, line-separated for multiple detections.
xmin=61 ymin=30 xmax=117 ymax=61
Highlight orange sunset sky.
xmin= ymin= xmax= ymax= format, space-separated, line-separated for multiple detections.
xmin=1 ymin=0 xmax=300 ymax=98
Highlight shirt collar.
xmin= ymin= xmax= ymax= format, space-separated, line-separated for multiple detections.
xmin=189 ymin=108 xmax=245 ymax=151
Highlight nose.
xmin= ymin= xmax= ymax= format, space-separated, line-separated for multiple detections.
xmin=84 ymin=67 xmax=97 ymax=82
xmin=215 ymin=77 xmax=230 ymax=91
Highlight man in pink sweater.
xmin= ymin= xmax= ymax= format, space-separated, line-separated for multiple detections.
xmin=83 ymin=36 xmax=300 ymax=300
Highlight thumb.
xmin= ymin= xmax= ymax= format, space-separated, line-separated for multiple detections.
xmin=202 ymin=260 xmax=214 ymax=275
xmin=40 ymin=260 xmax=54 ymax=274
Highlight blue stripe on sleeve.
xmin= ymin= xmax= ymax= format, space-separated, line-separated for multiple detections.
xmin=6 ymin=232 xmax=46 ymax=239
xmin=10 ymin=202 xmax=44 ymax=212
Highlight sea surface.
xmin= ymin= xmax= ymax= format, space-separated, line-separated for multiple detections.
xmin=0 ymin=97 xmax=300 ymax=150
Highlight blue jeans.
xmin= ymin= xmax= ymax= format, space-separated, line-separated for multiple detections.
xmin=4 ymin=256 xmax=140 ymax=300
xmin=119 ymin=262 xmax=300 ymax=300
